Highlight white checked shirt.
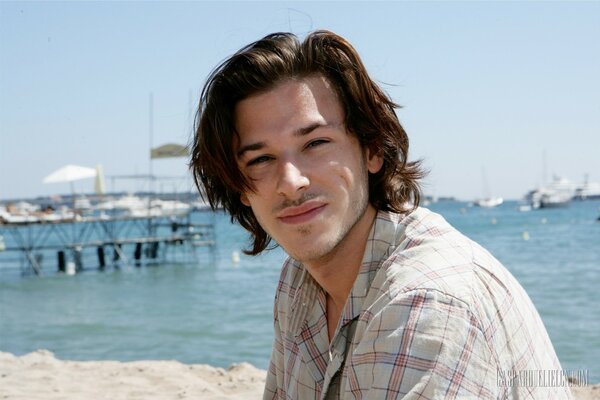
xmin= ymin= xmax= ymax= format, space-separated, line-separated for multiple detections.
xmin=263 ymin=208 xmax=572 ymax=399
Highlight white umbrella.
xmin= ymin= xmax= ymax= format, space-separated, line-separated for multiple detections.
xmin=43 ymin=164 xmax=97 ymax=195
xmin=44 ymin=165 xmax=97 ymax=183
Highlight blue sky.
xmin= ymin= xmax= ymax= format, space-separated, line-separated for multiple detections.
xmin=1 ymin=1 xmax=599 ymax=201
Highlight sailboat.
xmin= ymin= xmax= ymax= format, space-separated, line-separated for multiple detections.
xmin=474 ymin=168 xmax=503 ymax=208
xmin=475 ymin=197 xmax=504 ymax=208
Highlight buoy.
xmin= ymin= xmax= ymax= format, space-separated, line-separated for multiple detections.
xmin=522 ymin=231 xmax=530 ymax=241
xmin=491 ymin=218 xmax=497 ymax=225
xmin=232 ymin=251 xmax=240 ymax=264
xmin=541 ymin=218 xmax=547 ymax=224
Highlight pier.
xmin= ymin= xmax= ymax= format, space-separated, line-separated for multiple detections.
xmin=0 ymin=210 xmax=215 ymax=276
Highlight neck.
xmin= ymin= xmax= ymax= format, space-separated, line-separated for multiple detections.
xmin=304 ymin=205 xmax=377 ymax=310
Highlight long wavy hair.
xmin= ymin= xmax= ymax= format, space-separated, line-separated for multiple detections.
xmin=190 ymin=30 xmax=425 ymax=255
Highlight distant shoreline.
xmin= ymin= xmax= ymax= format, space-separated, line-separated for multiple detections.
xmin=1 ymin=350 xmax=597 ymax=399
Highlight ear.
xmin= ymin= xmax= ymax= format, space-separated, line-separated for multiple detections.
xmin=240 ymin=193 xmax=251 ymax=207
xmin=365 ymin=147 xmax=384 ymax=174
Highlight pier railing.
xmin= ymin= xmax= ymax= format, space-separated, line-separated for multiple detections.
xmin=0 ymin=210 xmax=215 ymax=276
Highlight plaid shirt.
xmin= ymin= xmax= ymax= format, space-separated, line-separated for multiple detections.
xmin=263 ymin=208 xmax=572 ymax=399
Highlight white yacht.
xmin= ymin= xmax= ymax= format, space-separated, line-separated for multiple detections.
xmin=524 ymin=176 xmax=576 ymax=209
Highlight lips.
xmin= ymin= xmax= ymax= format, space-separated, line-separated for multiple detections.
xmin=277 ymin=201 xmax=326 ymax=225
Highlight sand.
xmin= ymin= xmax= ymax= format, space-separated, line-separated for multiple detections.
xmin=0 ymin=350 xmax=265 ymax=400
xmin=1 ymin=350 xmax=598 ymax=399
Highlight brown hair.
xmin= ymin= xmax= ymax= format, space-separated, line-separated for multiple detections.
xmin=190 ymin=30 xmax=425 ymax=255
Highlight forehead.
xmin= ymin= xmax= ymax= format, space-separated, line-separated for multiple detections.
xmin=233 ymin=75 xmax=344 ymax=145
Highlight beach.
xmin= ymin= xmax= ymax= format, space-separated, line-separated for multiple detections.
xmin=0 ymin=350 xmax=265 ymax=400
xmin=1 ymin=350 xmax=597 ymax=400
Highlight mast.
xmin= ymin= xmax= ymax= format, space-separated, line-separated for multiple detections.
xmin=542 ymin=149 xmax=547 ymax=187
xmin=147 ymin=92 xmax=154 ymax=235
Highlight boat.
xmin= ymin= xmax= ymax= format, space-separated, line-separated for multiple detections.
xmin=538 ymin=191 xmax=571 ymax=208
xmin=523 ymin=176 xmax=576 ymax=209
xmin=73 ymin=196 xmax=92 ymax=211
xmin=474 ymin=168 xmax=503 ymax=208
xmin=475 ymin=197 xmax=504 ymax=208
xmin=95 ymin=194 xmax=190 ymax=217
xmin=0 ymin=202 xmax=79 ymax=224
xmin=573 ymin=174 xmax=600 ymax=200
xmin=95 ymin=194 xmax=148 ymax=215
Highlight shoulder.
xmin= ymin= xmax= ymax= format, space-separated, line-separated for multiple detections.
xmin=360 ymin=286 xmax=483 ymax=338
xmin=367 ymin=208 xmax=542 ymax=353
xmin=372 ymin=207 xmax=512 ymax=311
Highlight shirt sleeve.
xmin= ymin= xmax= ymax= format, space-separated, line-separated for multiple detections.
xmin=263 ymin=294 xmax=284 ymax=400
xmin=346 ymin=288 xmax=498 ymax=399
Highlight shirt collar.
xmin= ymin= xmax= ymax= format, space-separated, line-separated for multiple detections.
xmin=288 ymin=209 xmax=405 ymax=332
xmin=340 ymin=209 xmax=401 ymax=325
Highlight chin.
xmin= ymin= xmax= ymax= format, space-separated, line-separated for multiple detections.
xmin=285 ymin=237 xmax=339 ymax=264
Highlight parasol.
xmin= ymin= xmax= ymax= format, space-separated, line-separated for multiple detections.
xmin=43 ymin=164 xmax=97 ymax=195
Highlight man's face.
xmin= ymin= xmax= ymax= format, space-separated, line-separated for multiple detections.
xmin=234 ymin=75 xmax=383 ymax=264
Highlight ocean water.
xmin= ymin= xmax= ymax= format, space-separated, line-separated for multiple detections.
xmin=0 ymin=200 xmax=598 ymax=382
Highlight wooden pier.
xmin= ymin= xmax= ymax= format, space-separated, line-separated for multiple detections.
xmin=0 ymin=210 xmax=215 ymax=276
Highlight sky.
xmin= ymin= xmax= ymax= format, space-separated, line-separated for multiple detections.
xmin=1 ymin=1 xmax=599 ymax=201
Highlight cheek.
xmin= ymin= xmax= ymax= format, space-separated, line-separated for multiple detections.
xmin=245 ymin=199 xmax=274 ymax=235
xmin=332 ymin=151 xmax=368 ymax=188
xmin=243 ymin=191 xmax=272 ymax=220
xmin=241 ymin=173 xmax=276 ymax=205
xmin=338 ymin=165 xmax=357 ymax=188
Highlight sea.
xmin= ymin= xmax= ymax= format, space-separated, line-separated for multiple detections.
xmin=1 ymin=200 xmax=599 ymax=383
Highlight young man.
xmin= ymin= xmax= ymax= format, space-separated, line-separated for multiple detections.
xmin=191 ymin=31 xmax=571 ymax=399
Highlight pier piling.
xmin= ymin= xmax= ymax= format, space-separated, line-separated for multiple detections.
xmin=57 ymin=250 xmax=66 ymax=273
xmin=97 ymin=246 xmax=106 ymax=269
xmin=134 ymin=242 xmax=142 ymax=266
xmin=1 ymin=210 xmax=216 ymax=275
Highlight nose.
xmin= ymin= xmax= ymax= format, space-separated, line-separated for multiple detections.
xmin=276 ymin=160 xmax=309 ymax=198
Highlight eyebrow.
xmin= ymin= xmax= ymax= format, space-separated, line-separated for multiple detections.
xmin=236 ymin=121 xmax=331 ymax=159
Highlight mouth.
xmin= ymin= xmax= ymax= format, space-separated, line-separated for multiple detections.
xmin=277 ymin=201 xmax=327 ymax=225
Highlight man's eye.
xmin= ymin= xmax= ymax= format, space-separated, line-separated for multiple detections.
xmin=247 ymin=156 xmax=272 ymax=166
xmin=306 ymin=139 xmax=329 ymax=149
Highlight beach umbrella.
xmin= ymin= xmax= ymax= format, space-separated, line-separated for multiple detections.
xmin=43 ymin=164 xmax=97 ymax=195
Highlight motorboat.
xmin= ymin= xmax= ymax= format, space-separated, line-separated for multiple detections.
xmin=523 ymin=176 xmax=576 ymax=209
xmin=573 ymin=175 xmax=600 ymax=200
